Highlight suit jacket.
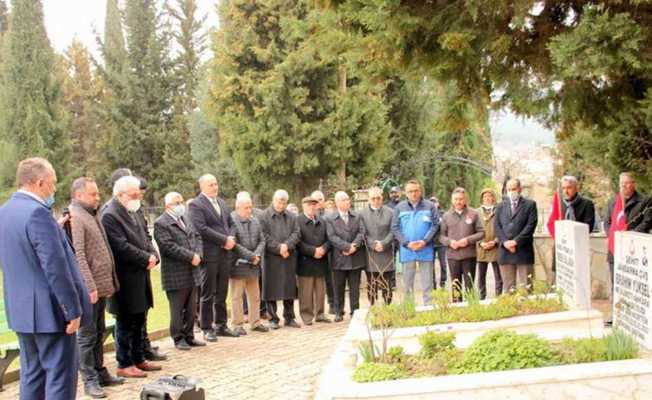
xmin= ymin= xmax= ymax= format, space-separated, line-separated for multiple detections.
xmin=604 ymin=191 xmax=652 ymax=260
xmin=101 ymin=198 xmax=157 ymax=315
xmin=359 ymin=205 xmax=395 ymax=273
xmin=495 ymin=197 xmax=538 ymax=265
xmin=297 ymin=214 xmax=331 ymax=277
xmin=154 ymin=212 xmax=203 ymax=291
xmin=231 ymin=212 xmax=265 ymax=278
xmin=188 ymin=194 xmax=235 ymax=262
xmin=0 ymin=192 xmax=91 ymax=333
xmin=439 ymin=207 xmax=485 ymax=261
xmin=327 ymin=211 xmax=366 ymax=271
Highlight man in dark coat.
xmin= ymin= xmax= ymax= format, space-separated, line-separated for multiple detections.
xmin=297 ymin=196 xmax=332 ymax=325
xmin=154 ymin=192 xmax=205 ymax=351
xmin=360 ymin=187 xmax=395 ymax=305
xmin=260 ymin=189 xmax=301 ymax=329
xmin=326 ymin=191 xmax=366 ymax=322
xmin=604 ymin=172 xmax=652 ymax=324
xmin=311 ymin=190 xmax=336 ymax=314
xmin=495 ymin=178 xmax=538 ymax=293
xmin=189 ymin=174 xmax=239 ymax=341
xmin=101 ymin=176 xmax=161 ymax=378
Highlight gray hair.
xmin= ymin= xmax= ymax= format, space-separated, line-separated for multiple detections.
xmin=236 ymin=191 xmax=252 ymax=207
xmin=113 ymin=176 xmax=141 ymax=196
xmin=619 ymin=172 xmax=635 ymax=184
xmin=273 ymin=189 xmax=289 ymax=201
xmin=311 ymin=190 xmax=325 ymax=201
xmin=560 ymin=175 xmax=578 ymax=186
xmin=164 ymin=191 xmax=182 ymax=205
xmin=198 ymin=174 xmax=217 ymax=185
xmin=16 ymin=157 xmax=54 ymax=187
xmin=334 ymin=191 xmax=349 ymax=202
xmin=451 ymin=187 xmax=467 ymax=199
xmin=368 ymin=186 xmax=382 ymax=198
xmin=70 ymin=177 xmax=96 ymax=198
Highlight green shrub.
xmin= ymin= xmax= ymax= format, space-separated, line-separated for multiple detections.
xmin=386 ymin=346 xmax=405 ymax=363
xmin=556 ymin=337 xmax=607 ymax=364
xmin=358 ymin=341 xmax=379 ymax=363
xmin=419 ymin=331 xmax=456 ymax=358
xmin=352 ymin=362 xmax=408 ymax=383
xmin=452 ymin=330 xmax=555 ymax=373
xmin=432 ymin=288 xmax=450 ymax=311
xmin=605 ymin=329 xmax=639 ymax=361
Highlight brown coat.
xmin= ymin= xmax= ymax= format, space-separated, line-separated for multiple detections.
xmin=439 ymin=207 xmax=485 ymax=261
xmin=69 ymin=201 xmax=119 ymax=298
xmin=476 ymin=206 xmax=498 ymax=262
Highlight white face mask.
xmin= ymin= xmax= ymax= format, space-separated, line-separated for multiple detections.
xmin=126 ymin=199 xmax=141 ymax=212
xmin=171 ymin=204 xmax=186 ymax=218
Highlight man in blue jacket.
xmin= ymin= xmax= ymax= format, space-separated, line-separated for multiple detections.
xmin=391 ymin=180 xmax=439 ymax=305
xmin=0 ymin=157 xmax=91 ymax=400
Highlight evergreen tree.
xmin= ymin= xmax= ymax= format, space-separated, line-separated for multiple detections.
xmin=0 ymin=0 xmax=71 ymax=203
xmin=209 ymin=0 xmax=390 ymax=198
xmin=59 ymin=39 xmax=105 ymax=177
xmin=101 ymin=0 xmax=176 ymax=202
xmin=103 ymin=0 xmax=127 ymax=76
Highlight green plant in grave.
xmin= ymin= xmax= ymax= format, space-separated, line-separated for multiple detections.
xmin=386 ymin=346 xmax=405 ymax=363
xmin=452 ymin=330 xmax=555 ymax=373
xmin=556 ymin=337 xmax=607 ymax=364
xmin=358 ymin=341 xmax=379 ymax=363
xmin=352 ymin=362 xmax=408 ymax=383
xmin=419 ymin=331 xmax=456 ymax=359
xmin=605 ymin=329 xmax=639 ymax=361
xmin=432 ymin=288 xmax=450 ymax=312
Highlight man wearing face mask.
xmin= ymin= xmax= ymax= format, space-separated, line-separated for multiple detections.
xmin=495 ymin=179 xmax=538 ymax=293
xmin=154 ymin=192 xmax=205 ymax=351
xmin=0 ymin=158 xmax=91 ymax=400
xmin=101 ymin=176 xmax=161 ymax=378
xmin=69 ymin=177 xmax=123 ymax=398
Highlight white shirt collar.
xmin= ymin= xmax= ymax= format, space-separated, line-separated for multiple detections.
xmin=18 ymin=189 xmax=46 ymax=205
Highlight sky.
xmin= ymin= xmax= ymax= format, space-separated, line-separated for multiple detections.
xmin=40 ymin=0 xmax=554 ymax=147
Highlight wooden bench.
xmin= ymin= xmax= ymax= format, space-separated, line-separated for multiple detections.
xmin=0 ymin=300 xmax=19 ymax=392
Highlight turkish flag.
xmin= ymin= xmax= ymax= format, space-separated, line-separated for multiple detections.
xmin=547 ymin=190 xmax=561 ymax=239
xmin=608 ymin=193 xmax=627 ymax=254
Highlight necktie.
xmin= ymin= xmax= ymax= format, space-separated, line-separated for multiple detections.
xmin=211 ymin=198 xmax=221 ymax=216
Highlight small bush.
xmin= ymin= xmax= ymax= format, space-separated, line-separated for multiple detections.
xmin=432 ymin=288 xmax=450 ymax=311
xmin=419 ymin=331 xmax=456 ymax=358
xmin=556 ymin=337 xmax=607 ymax=364
xmin=386 ymin=346 xmax=405 ymax=363
xmin=605 ymin=329 xmax=639 ymax=361
xmin=358 ymin=341 xmax=378 ymax=363
xmin=352 ymin=362 xmax=408 ymax=383
xmin=452 ymin=330 xmax=555 ymax=373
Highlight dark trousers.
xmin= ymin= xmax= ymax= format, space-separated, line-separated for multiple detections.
xmin=325 ymin=269 xmax=335 ymax=308
xmin=78 ymin=298 xmax=108 ymax=384
xmin=365 ymin=271 xmax=394 ymax=305
xmin=477 ymin=261 xmax=502 ymax=300
xmin=199 ymin=255 xmax=231 ymax=330
xmin=449 ymin=258 xmax=476 ymax=302
xmin=433 ymin=245 xmax=448 ymax=288
xmin=266 ymin=299 xmax=296 ymax=323
xmin=166 ymin=287 xmax=197 ymax=343
xmin=17 ymin=332 xmax=79 ymax=400
xmin=115 ymin=312 xmax=146 ymax=369
xmin=333 ymin=268 xmax=362 ymax=316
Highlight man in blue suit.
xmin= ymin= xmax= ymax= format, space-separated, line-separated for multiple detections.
xmin=0 ymin=157 xmax=91 ymax=400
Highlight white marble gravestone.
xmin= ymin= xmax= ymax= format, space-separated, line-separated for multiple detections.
xmin=555 ymin=220 xmax=591 ymax=310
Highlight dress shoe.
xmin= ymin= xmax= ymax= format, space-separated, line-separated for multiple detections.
xmin=315 ymin=315 xmax=332 ymax=323
xmin=187 ymin=338 xmax=206 ymax=347
xmin=234 ymin=326 xmax=247 ymax=336
xmin=84 ymin=382 xmax=107 ymax=399
xmin=145 ymin=348 xmax=168 ymax=361
xmin=98 ymin=370 xmax=125 ymax=386
xmin=285 ymin=319 xmax=301 ymax=328
xmin=136 ymin=361 xmax=162 ymax=371
xmin=334 ymin=314 xmax=344 ymax=322
xmin=203 ymin=329 xmax=218 ymax=342
xmin=175 ymin=339 xmax=191 ymax=351
xmin=216 ymin=326 xmax=240 ymax=337
xmin=252 ymin=324 xmax=269 ymax=333
xmin=116 ymin=366 xmax=147 ymax=378
xmin=269 ymin=321 xmax=280 ymax=330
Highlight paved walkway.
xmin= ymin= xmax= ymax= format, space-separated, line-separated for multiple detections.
xmin=0 ymin=313 xmax=349 ymax=400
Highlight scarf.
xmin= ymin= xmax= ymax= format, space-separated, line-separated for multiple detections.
xmin=562 ymin=194 xmax=581 ymax=221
